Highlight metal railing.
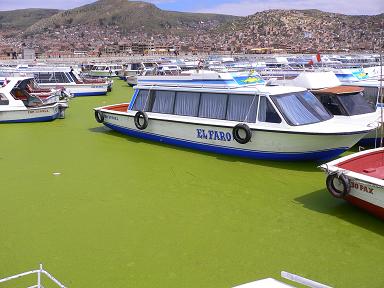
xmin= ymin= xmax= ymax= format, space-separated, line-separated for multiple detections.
xmin=0 ymin=264 xmax=66 ymax=288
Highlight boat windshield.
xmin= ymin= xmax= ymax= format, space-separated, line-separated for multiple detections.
xmin=336 ymin=92 xmax=375 ymax=115
xmin=271 ymin=91 xmax=333 ymax=126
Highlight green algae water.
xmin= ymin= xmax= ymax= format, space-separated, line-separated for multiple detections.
xmin=0 ymin=80 xmax=383 ymax=288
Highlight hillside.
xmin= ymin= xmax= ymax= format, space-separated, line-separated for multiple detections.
xmin=1 ymin=3 xmax=383 ymax=54
xmin=26 ymin=0 xmax=237 ymax=34
xmin=213 ymin=9 xmax=384 ymax=51
xmin=0 ymin=8 xmax=60 ymax=30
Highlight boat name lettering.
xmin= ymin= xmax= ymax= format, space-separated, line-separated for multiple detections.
xmin=196 ymin=128 xmax=231 ymax=141
xmin=105 ymin=115 xmax=118 ymax=120
xmin=350 ymin=181 xmax=374 ymax=194
xmin=28 ymin=109 xmax=49 ymax=114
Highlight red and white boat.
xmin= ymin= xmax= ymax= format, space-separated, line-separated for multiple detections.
xmin=320 ymin=148 xmax=384 ymax=219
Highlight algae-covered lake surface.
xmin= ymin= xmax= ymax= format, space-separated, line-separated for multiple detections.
xmin=0 ymin=79 xmax=383 ymax=288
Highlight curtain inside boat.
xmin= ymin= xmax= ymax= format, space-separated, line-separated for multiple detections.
xmin=152 ymin=90 xmax=176 ymax=114
xmin=272 ymin=91 xmax=331 ymax=125
xmin=258 ymin=96 xmax=281 ymax=123
xmin=198 ymin=93 xmax=227 ymax=119
xmin=132 ymin=89 xmax=150 ymax=111
xmin=174 ymin=91 xmax=200 ymax=117
xmin=226 ymin=94 xmax=258 ymax=122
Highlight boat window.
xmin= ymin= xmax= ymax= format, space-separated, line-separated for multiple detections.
xmin=132 ymin=90 xmax=150 ymax=111
xmin=336 ymin=92 xmax=376 ymax=115
xmin=362 ymin=86 xmax=379 ymax=108
xmin=316 ymin=94 xmax=344 ymax=115
xmin=226 ymin=94 xmax=258 ymax=122
xmin=34 ymin=72 xmax=70 ymax=83
xmin=131 ymin=63 xmax=141 ymax=70
xmin=0 ymin=93 xmax=9 ymax=105
xmin=258 ymin=96 xmax=281 ymax=123
xmin=152 ymin=90 xmax=176 ymax=114
xmin=198 ymin=93 xmax=228 ymax=120
xmin=271 ymin=91 xmax=332 ymax=126
xmin=174 ymin=91 xmax=200 ymax=117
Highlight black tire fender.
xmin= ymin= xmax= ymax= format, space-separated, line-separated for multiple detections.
xmin=326 ymin=173 xmax=350 ymax=198
xmin=95 ymin=110 xmax=104 ymax=123
xmin=233 ymin=123 xmax=252 ymax=144
xmin=134 ymin=110 xmax=148 ymax=130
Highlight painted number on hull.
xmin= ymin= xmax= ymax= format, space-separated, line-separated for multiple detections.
xmin=196 ymin=128 xmax=232 ymax=142
xmin=351 ymin=181 xmax=374 ymax=194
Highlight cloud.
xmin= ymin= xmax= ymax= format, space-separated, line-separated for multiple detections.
xmin=197 ymin=0 xmax=384 ymax=16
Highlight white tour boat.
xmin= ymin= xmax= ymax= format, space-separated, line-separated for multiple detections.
xmin=93 ymin=72 xmax=377 ymax=161
xmin=32 ymin=67 xmax=110 ymax=96
xmin=88 ymin=64 xmax=124 ymax=77
xmin=320 ymin=147 xmax=384 ymax=219
xmin=0 ymin=66 xmax=111 ymax=97
xmin=0 ymin=77 xmax=68 ymax=123
xmin=274 ymin=71 xmax=381 ymax=146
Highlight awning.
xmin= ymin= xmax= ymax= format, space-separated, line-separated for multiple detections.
xmin=314 ymin=86 xmax=364 ymax=95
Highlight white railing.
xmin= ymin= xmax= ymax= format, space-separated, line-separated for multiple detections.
xmin=0 ymin=264 xmax=66 ymax=288
xmin=281 ymin=271 xmax=332 ymax=288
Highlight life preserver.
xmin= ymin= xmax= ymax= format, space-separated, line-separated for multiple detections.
xmin=326 ymin=173 xmax=350 ymax=198
xmin=95 ymin=110 xmax=104 ymax=123
xmin=134 ymin=110 xmax=148 ymax=130
xmin=233 ymin=123 xmax=252 ymax=144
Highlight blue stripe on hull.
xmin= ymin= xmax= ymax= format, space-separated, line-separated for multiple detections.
xmin=104 ymin=122 xmax=347 ymax=161
xmin=0 ymin=113 xmax=60 ymax=123
xmin=358 ymin=138 xmax=381 ymax=147
xmin=73 ymin=91 xmax=107 ymax=97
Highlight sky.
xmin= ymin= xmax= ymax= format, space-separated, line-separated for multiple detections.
xmin=0 ymin=0 xmax=383 ymax=15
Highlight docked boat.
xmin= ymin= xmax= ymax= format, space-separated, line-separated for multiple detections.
xmin=31 ymin=67 xmax=110 ymax=96
xmin=0 ymin=77 xmax=68 ymax=123
xmin=94 ymin=71 xmax=375 ymax=161
xmin=88 ymin=64 xmax=124 ymax=77
xmin=320 ymin=147 xmax=384 ymax=219
xmin=0 ymin=66 xmax=111 ymax=96
xmin=126 ymin=62 xmax=159 ymax=86
xmin=273 ymin=71 xmax=381 ymax=146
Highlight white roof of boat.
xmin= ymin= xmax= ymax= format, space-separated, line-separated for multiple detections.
xmin=135 ymin=83 xmax=306 ymax=95
xmin=233 ymin=278 xmax=294 ymax=288
xmin=278 ymin=71 xmax=341 ymax=89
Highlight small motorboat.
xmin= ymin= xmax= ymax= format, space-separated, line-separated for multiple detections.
xmin=0 ymin=77 xmax=69 ymax=123
xmin=320 ymin=147 xmax=384 ymax=219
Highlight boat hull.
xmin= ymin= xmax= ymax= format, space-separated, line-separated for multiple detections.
xmin=0 ymin=104 xmax=64 ymax=123
xmin=38 ymin=83 xmax=108 ymax=97
xmin=95 ymin=105 xmax=368 ymax=161
xmin=320 ymin=148 xmax=384 ymax=219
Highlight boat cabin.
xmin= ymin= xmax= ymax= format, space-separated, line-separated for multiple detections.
xmin=130 ymin=84 xmax=333 ymax=127
xmin=313 ymin=86 xmax=375 ymax=116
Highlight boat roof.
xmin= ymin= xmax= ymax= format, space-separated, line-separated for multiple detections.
xmin=138 ymin=71 xmax=268 ymax=88
xmin=135 ymin=83 xmax=307 ymax=96
xmin=284 ymin=71 xmax=341 ymax=89
xmin=314 ymin=85 xmax=364 ymax=94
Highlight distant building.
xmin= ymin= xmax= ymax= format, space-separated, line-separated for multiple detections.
xmin=22 ymin=48 xmax=35 ymax=60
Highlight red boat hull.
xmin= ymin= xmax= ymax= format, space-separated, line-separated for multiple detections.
xmin=345 ymin=195 xmax=384 ymax=220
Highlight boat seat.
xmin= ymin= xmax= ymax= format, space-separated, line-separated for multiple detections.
xmin=361 ymin=166 xmax=384 ymax=179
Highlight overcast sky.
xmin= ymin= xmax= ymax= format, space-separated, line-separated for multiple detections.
xmin=1 ymin=0 xmax=383 ymax=15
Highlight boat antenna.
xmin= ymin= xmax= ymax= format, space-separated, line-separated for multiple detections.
xmin=379 ymin=31 xmax=383 ymax=148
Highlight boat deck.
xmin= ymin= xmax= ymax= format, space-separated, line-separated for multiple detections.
xmin=103 ymin=103 xmax=129 ymax=112
xmin=337 ymin=149 xmax=384 ymax=179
